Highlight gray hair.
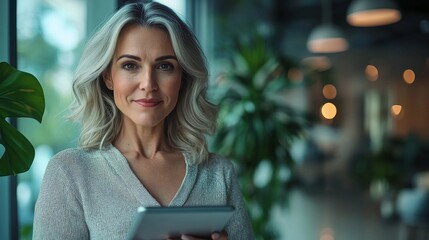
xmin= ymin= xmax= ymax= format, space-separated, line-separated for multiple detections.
xmin=69 ymin=2 xmax=217 ymax=164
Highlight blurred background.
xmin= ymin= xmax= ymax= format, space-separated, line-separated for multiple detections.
xmin=1 ymin=0 xmax=429 ymax=239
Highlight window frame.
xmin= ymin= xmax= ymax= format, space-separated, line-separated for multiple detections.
xmin=0 ymin=0 xmax=19 ymax=239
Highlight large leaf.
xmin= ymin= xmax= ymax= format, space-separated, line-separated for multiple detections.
xmin=0 ymin=62 xmax=45 ymax=121
xmin=0 ymin=118 xmax=35 ymax=175
xmin=0 ymin=62 xmax=45 ymax=176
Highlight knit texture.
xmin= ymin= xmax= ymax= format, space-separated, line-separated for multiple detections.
xmin=33 ymin=144 xmax=254 ymax=239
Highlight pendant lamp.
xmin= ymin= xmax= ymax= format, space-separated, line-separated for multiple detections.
xmin=347 ymin=0 xmax=401 ymax=27
xmin=307 ymin=0 xmax=348 ymax=53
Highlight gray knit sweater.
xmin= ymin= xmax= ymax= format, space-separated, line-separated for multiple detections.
xmin=32 ymin=144 xmax=254 ymax=239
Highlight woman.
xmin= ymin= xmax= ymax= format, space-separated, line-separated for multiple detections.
xmin=32 ymin=2 xmax=254 ymax=240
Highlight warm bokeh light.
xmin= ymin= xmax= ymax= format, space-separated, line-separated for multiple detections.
xmin=365 ymin=64 xmax=378 ymax=81
xmin=403 ymin=69 xmax=415 ymax=84
xmin=391 ymin=104 xmax=403 ymax=117
xmin=301 ymin=56 xmax=332 ymax=71
xmin=321 ymin=102 xmax=337 ymax=119
xmin=288 ymin=68 xmax=304 ymax=83
xmin=320 ymin=227 xmax=335 ymax=240
xmin=322 ymin=84 xmax=337 ymax=99
xmin=347 ymin=9 xmax=401 ymax=27
xmin=308 ymin=38 xmax=349 ymax=53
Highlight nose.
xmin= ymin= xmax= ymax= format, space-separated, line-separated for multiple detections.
xmin=139 ymin=68 xmax=158 ymax=92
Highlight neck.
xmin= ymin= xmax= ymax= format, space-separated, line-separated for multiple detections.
xmin=113 ymin=120 xmax=171 ymax=159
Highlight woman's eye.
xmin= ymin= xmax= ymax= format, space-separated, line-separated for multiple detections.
xmin=157 ymin=63 xmax=174 ymax=71
xmin=123 ymin=63 xmax=137 ymax=70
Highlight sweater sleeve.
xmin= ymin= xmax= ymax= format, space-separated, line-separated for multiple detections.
xmin=224 ymin=161 xmax=255 ymax=239
xmin=33 ymin=155 xmax=89 ymax=240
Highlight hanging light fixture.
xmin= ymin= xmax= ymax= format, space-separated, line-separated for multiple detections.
xmin=307 ymin=0 xmax=348 ymax=53
xmin=347 ymin=0 xmax=401 ymax=27
xmin=307 ymin=24 xmax=349 ymax=53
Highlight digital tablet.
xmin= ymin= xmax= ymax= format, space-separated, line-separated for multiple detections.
xmin=126 ymin=206 xmax=234 ymax=240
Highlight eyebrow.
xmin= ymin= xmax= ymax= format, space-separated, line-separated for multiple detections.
xmin=116 ymin=54 xmax=141 ymax=62
xmin=116 ymin=54 xmax=178 ymax=62
xmin=155 ymin=55 xmax=178 ymax=61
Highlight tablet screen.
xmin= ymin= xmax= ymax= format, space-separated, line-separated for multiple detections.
xmin=127 ymin=206 xmax=234 ymax=240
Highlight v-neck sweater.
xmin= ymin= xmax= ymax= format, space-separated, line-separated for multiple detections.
xmin=33 ymin=144 xmax=254 ymax=239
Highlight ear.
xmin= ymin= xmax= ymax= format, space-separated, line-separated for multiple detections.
xmin=102 ymin=70 xmax=113 ymax=90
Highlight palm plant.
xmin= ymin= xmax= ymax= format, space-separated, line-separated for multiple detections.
xmin=0 ymin=62 xmax=45 ymax=176
xmin=210 ymin=35 xmax=311 ymax=239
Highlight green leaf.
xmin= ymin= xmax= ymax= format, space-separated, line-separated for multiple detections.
xmin=252 ymin=59 xmax=279 ymax=90
xmin=0 ymin=62 xmax=45 ymax=122
xmin=0 ymin=62 xmax=45 ymax=176
xmin=0 ymin=118 xmax=35 ymax=175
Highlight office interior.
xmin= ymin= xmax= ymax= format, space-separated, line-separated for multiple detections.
xmin=1 ymin=0 xmax=429 ymax=239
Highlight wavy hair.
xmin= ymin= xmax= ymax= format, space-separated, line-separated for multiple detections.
xmin=69 ymin=2 xmax=217 ymax=164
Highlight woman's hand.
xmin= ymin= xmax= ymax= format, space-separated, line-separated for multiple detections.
xmin=180 ymin=231 xmax=228 ymax=240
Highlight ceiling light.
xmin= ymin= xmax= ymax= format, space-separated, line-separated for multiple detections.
xmin=307 ymin=0 xmax=349 ymax=53
xmin=307 ymin=24 xmax=349 ymax=53
xmin=347 ymin=0 xmax=401 ymax=27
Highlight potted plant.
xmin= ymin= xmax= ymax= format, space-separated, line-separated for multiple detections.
xmin=210 ymin=35 xmax=311 ymax=239
xmin=0 ymin=61 xmax=45 ymax=176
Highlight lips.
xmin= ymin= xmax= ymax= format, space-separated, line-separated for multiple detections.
xmin=134 ymin=98 xmax=162 ymax=107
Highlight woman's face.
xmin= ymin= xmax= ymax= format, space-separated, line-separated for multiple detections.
xmin=105 ymin=25 xmax=182 ymax=129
